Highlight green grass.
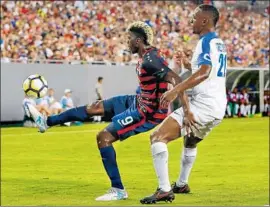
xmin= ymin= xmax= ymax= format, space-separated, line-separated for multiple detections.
xmin=1 ymin=118 xmax=269 ymax=206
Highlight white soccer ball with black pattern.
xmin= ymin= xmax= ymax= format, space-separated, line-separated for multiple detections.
xmin=23 ymin=74 xmax=48 ymax=98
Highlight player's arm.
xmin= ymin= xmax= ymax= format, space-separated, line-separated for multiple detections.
xmin=161 ymin=64 xmax=211 ymax=106
xmin=163 ymin=71 xmax=191 ymax=113
xmin=144 ymin=51 xmax=192 ymax=114
xmin=161 ymin=40 xmax=213 ymax=106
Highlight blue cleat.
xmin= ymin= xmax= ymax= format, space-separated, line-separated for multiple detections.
xmin=24 ymin=103 xmax=48 ymax=133
xmin=95 ymin=187 xmax=128 ymax=201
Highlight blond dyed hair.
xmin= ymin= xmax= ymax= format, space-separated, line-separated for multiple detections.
xmin=127 ymin=21 xmax=154 ymax=45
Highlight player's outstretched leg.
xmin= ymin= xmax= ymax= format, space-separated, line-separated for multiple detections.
xmin=140 ymin=117 xmax=180 ymax=204
xmin=95 ymin=125 xmax=128 ymax=201
xmin=24 ymin=103 xmax=47 ymax=133
xmin=27 ymin=101 xmax=104 ymax=133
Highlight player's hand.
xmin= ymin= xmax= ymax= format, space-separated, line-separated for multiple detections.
xmin=174 ymin=50 xmax=189 ymax=65
xmin=183 ymin=111 xmax=201 ymax=136
xmin=174 ymin=50 xmax=191 ymax=70
xmin=160 ymin=90 xmax=178 ymax=108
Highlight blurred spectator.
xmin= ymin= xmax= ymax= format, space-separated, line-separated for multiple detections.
xmin=263 ymin=90 xmax=270 ymax=116
xmin=35 ymin=97 xmax=51 ymax=116
xmin=246 ymin=93 xmax=257 ymax=117
xmin=44 ymin=88 xmax=63 ymax=115
xmin=0 ymin=1 xmax=269 ymax=67
xmin=226 ymin=89 xmax=232 ymax=117
xmin=60 ymin=89 xmax=74 ymax=126
xmin=239 ymin=88 xmax=249 ymax=117
xmin=229 ymin=88 xmax=240 ymax=116
xmin=60 ymin=89 xmax=74 ymax=110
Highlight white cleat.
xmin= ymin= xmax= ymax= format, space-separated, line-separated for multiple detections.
xmin=95 ymin=187 xmax=128 ymax=201
xmin=24 ymin=103 xmax=48 ymax=133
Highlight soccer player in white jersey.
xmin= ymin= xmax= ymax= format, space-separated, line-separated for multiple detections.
xmin=141 ymin=4 xmax=227 ymax=204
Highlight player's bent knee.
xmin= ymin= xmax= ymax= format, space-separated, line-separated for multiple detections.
xmin=150 ymin=131 xmax=168 ymax=144
xmin=96 ymin=130 xmax=117 ymax=148
xmin=86 ymin=101 xmax=104 ymax=115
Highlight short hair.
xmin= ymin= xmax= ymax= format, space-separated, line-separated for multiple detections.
xmin=98 ymin=77 xmax=103 ymax=82
xmin=127 ymin=21 xmax=154 ymax=45
xmin=198 ymin=4 xmax=219 ymax=26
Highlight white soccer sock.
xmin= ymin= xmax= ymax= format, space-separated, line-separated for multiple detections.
xmin=240 ymin=104 xmax=245 ymax=116
xmin=93 ymin=116 xmax=97 ymax=121
xmin=264 ymin=104 xmax=269 ymax=112
xmin=246 ymin=105 xmax=251 ymax=116
xmin=151 ymin=142 xmax=171 ymax=192
xmin=97 ymin=116 xmax=102 ymax=122
xmin=176 ymin=147 xmax=197 ymax=187
xmin=227 ymin=105 xmax=231 ymax=117
xmin=252 ymin=105 xmax=257 ymax=115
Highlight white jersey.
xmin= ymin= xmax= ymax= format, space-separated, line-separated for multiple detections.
xmin=190 ymin=32 xmax=227 ymax=119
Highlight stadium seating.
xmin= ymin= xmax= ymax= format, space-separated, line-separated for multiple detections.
xmin=0 ymin=1 xmax=269 ymax=67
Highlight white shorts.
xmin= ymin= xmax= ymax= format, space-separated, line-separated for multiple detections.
xmin=49 ymin=102 xmax=62 ymax=110
xmin=170 ymin=104 xmax=222 ymax=139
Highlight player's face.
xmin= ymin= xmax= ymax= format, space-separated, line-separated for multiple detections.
xmin=127 ymin=32 xmax=138 ymax=54
xmin=190 ymin=9 xmax=204 ymax=34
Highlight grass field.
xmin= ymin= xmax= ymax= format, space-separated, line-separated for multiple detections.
xmin=1 ymin=117 xmax=269 ymax=206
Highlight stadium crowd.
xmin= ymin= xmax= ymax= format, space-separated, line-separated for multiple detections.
xmin=1 ymin=1 xmax=269 ymax=67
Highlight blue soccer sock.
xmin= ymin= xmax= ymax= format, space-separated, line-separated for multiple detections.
xmin=100 ymin=146 xmax=124 ymax=190
xmin=47 ymin=106 xmax=89 ymax=126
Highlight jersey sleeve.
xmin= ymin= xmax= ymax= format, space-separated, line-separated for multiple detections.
xmin=197 ymin=38 xmax=212 ymax=67
xmin=142 ymin=50 xmax=172 ymax=80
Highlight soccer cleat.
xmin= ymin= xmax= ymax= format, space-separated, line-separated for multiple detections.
xmin=171 ymin=182 xmax=190 ymax=194
xmin=140 ymin=188 xmax=175 ymax=204
xmin=95 ymin=187 xmax=128 ymax=201
xmin=25 ymin=103 xmax=48 ymax=133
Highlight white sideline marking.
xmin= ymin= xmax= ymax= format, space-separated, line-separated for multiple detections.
xmin=2 ymin=129 xmax=99 ymax=137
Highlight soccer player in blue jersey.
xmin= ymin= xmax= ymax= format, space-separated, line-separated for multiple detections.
xmin=26 ymin=21 xmax=194 ymax=201
xmin=140 ymin=4 xmax=227 ymax=204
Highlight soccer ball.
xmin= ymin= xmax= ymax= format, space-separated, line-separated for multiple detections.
xmin=23 ymin=74 xmax=48 ymax=98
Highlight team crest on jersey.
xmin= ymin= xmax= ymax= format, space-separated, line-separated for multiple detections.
xmin=203 ymin=54 xmax=211 ymax=61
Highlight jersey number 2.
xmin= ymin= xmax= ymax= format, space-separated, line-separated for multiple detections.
xmin=217 ymin=54 xmax=227 ymax=77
